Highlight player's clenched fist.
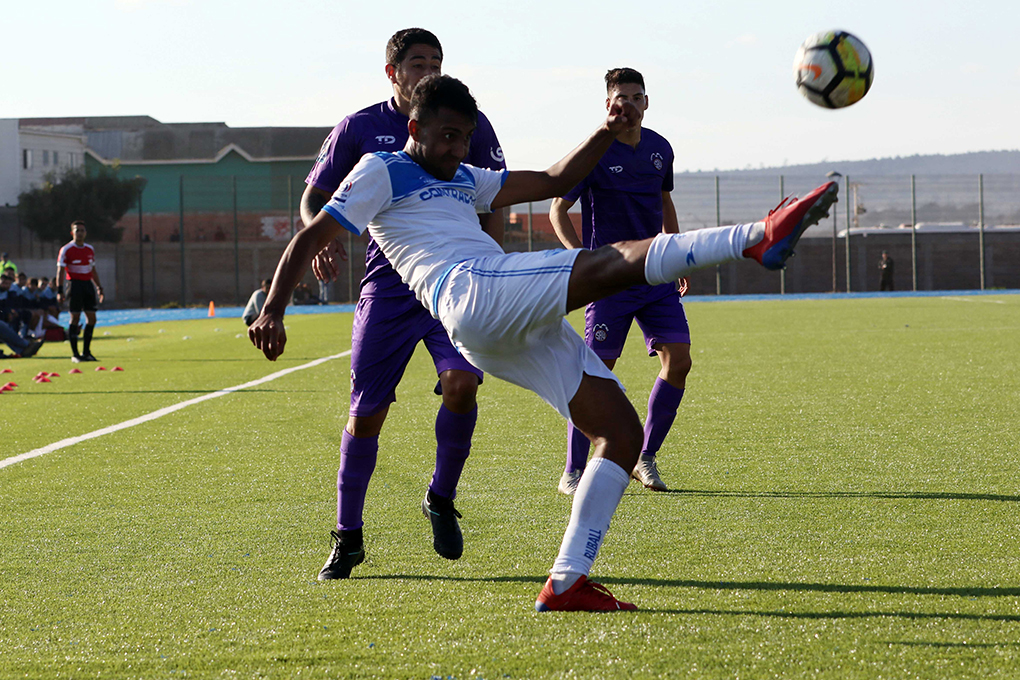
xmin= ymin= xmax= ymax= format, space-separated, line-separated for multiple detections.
xmin=249 ymin=312 xmax=287 ymax=361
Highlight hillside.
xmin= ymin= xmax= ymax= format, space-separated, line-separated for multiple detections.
xmin=682 ymin=150 xmax=1020 ymax=177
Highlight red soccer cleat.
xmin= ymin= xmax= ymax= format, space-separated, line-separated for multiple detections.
xmin=743 ymin=181 xmax=839 ymax=270
xmin=535 ymin=575 xmax=637 ymax=612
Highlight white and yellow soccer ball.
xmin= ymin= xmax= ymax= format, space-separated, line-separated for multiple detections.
xmin=794 ymin=30 xmax=874 ymax=109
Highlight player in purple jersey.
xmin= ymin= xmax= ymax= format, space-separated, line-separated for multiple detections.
xmin=551 ymin=68 xmax=688 ymax=495
xmin=299 ymin=29 xmax=507 ymax=581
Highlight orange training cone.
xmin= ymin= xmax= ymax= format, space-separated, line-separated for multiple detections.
xmin=208 ymin=301 xmax=216 ymax=317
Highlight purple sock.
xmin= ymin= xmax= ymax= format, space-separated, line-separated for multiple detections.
xmin=430 ymin=405 xmax=477 ymax=500
xmin=641 ymin=378 xmax=685 ymax=458
xmin=336 ymin=430 xmax=378 ymax=531
xmin=565 ymin=422 xmax=591 ymax=474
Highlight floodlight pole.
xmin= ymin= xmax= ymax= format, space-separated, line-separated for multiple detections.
xmin=179 ymin=175 xmax=187 ymax=306
xmin=138 ymin=186 xmax=144 ymax=308
xmin=978 ymin=174 xmax=985 ymax=290
xmin=844 ymin=175 xmax=851 ymax=293
xmin=715 ymin=176 xmax=721 ymax=295
xmin=910 ymin=175 xmax=917 ymax=292
xmin=779 ymin=175 xmax=786 ymax=295
xmin=233 ymin=175 xmax=240 ymax=306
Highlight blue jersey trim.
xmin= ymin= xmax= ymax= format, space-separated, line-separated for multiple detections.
xmin=321 ymin=204 xmax=361 ymax=235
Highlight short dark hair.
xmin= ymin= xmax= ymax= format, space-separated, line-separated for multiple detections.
xmin=71 ymin=220 xmax=86 ymax=229
xmin=261 ymin=278 xmax=272 ymax=288
xmin=605 ymin=67 xmax=645 ymax=93
xmin=410 ymin=75 xmax=478 ymax=125
xmin=386 ymin=28 xmax=443 ymax=66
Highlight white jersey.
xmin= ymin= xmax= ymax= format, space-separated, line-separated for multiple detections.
xmin=322 ymin=151 xmax=507 ymax=316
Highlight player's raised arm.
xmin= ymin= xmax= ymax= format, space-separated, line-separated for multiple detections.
xmin=490 ymin=101 xmax=639 ymax=210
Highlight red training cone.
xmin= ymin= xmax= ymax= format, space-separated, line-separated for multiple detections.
xmin=112 ymin=366 xmax=124 ymax=372
xmin=1 ymin=368 xmax=13 ymax=374
xmin=69 ymin=368 xmax=82 ymax=374
xmin=95 ymin=366 xmax=106 ymax=371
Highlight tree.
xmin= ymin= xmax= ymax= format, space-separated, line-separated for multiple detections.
xmin=17 ymin=167 xmax=146 ymax=243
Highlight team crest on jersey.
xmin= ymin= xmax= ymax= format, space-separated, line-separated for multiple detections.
xmin=316 ymin=136 xmax=331 ymax=164
xmin=350 ymin=369 xmax=356 ymax=392
xmin=375 ymin=135 xmax=397 ymax=145
xmin=593 ymin=323 xmax=609 ymax=342
xmin=336 ymin=181 xmax=353 ymax=204
xmin=650 ymin=152 xmax=664 ymax=171
xmin=490 ymin=147 xmax=504 ymax=163
xmin=609 ymin=166 xmax=623 ymax=174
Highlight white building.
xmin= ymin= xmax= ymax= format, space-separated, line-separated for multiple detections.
xmin=0 ymin=119 xmax=86 ymax=206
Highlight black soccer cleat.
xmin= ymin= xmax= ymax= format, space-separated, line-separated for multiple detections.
xmin=317 ymin=529 xmax=366 ymax=581
xmin=422 ymin=489 xmax=463 ymax=560
xmin=81 ymin=354 xmax=98 ymax=362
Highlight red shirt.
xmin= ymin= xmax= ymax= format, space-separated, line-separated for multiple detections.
xmin=57 ymin=241 xmax=96 ymax=281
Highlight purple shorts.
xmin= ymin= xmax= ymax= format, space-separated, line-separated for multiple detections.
xmin=349 ymin=294 xmax=482 ymax=417
xmin=584 ymin=283 xmax=690 ymax=360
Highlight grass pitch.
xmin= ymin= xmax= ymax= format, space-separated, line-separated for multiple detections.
xmin=1 ymin=295 xmax=1019 ymax=679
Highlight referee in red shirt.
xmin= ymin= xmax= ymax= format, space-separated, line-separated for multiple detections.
xmin=55 ymin=221 xmax=105 ymax=362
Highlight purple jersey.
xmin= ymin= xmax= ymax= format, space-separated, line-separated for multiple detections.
xmin=306 ymin=98 xmax=506 ymax=298
xmin=563 ymin=127 xmax=674 ymax=248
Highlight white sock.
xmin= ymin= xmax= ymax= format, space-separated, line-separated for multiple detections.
xmin=549 ymin=456 xmax=630 ymax=593
xmin=644 ymin=224 xmax=759 ymax=285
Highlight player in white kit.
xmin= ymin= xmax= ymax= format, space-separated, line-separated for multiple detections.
xmin=250 ymin=75 xmax=838 ymax=611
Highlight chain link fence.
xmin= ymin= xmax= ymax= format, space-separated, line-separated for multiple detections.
xmin=102 ymin=173 xmax=1020 ymax=307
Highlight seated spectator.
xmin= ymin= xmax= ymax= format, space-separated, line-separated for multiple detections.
xmin=243 ymin=279 xmax=272 ymax=326
xmin=0 ymin=275 xmax=42 ymax=356
xmin=294 ymin=282 xmax=324 ymax=306
xmin=0 ymin=318 xmax=42 ymax=357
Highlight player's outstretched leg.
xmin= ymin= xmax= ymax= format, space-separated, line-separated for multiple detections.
xmin=565 ymin=182 xmax=839 ymax=312
xmin=536 ymin=374 xmax=641 ymax=612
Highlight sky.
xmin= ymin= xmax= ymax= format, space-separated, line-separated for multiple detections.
xmin=4 ymin=0 xmax=1019 ymax=172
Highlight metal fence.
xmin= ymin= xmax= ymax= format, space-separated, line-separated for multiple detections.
xmin=101 ymin=173 xmax=1020 ymax=307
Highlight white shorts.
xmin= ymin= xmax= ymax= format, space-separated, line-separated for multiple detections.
xmin=435 ymin=249 xmax=623 ymax=420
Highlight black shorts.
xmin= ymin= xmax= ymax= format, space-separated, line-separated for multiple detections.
xmin=68 ymin=279 xmax=98 ymax=313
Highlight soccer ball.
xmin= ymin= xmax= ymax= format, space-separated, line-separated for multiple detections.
xmin=793 ymin=30 xmax=873 ymax=109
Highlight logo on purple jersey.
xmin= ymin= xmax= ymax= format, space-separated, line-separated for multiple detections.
xmin=651 ymin=152 xmax=664 ymax=171
xmin=609 ymin=165 xmax=623 ymax=174
xmin=593 ymin=323 xmax=609 ymax=342
xmin=490 ymin=147 xmax=504 ymax=163
xmin=375 ymin=135 xmax=397 ymax=145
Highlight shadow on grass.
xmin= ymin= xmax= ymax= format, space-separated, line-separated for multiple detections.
xmin=639 ymin=607 xmax=1020 ymax=623
xmin=651 ymin=488 xmax=1020 ymax=503
xmin=362 ymin=574 xmax=1020 ymax=599
xmin=883 ymin=641 xmax=1020 ymax=648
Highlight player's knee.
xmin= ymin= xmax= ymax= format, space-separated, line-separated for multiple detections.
xmin=346 ymin=413 xmax=385 ymax=438
xmin=667 ymin=353 xmax=692 ymax=383
xmin=439 ymin=371 xmax=479 ymax=412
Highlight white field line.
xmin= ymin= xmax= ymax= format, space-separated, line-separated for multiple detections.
xmin=1 ymin=350 xmax=351 ymax=471
xmin=941 ymin=296 xmax=1005 ymax=304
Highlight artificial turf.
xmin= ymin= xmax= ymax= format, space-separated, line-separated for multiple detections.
xmin=1 ymin=295 xmax=1018 ymax=679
